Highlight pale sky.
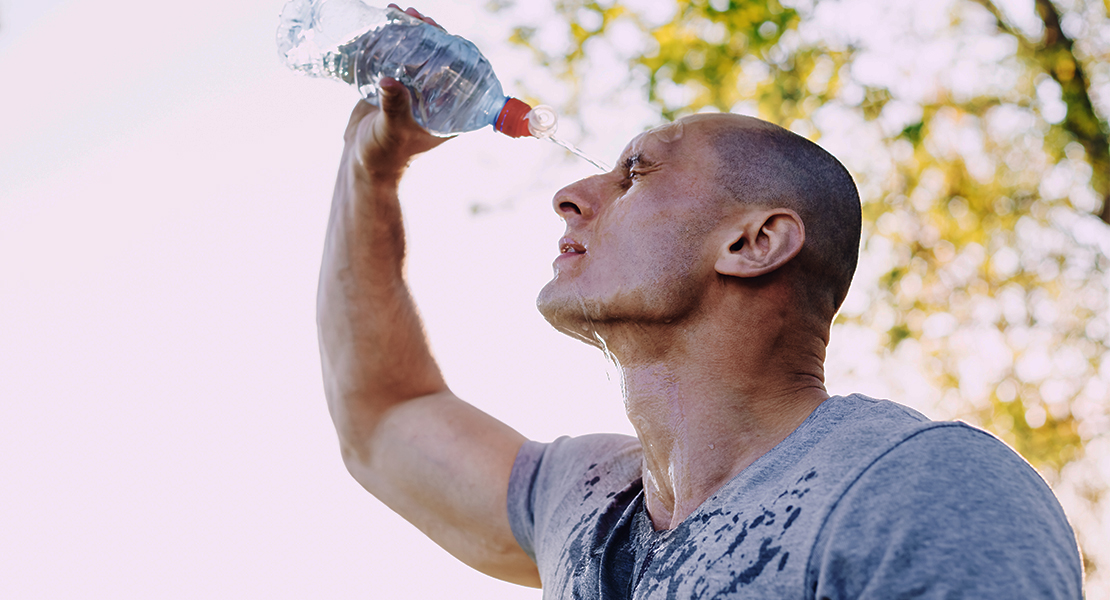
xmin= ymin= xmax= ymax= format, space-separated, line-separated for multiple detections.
xmin=1 ymin=0 xmax=1105 ymax=598
xmin=0 ymin=1 xmax=632 ymax=597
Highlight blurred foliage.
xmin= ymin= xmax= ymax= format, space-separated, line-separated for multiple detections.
xmin=495 ymin=0 xmax=1110 ymax=584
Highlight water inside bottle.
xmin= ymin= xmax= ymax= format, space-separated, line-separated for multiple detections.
xmin=317 ymin=14 xmax=507 ymax=136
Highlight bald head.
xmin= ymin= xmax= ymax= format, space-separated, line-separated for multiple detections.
xmin=692 ymin=114 xmax=861 ymax=320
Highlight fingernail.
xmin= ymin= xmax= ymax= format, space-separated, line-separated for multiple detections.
xmin=380 ymin=77 xmax=401 ymax=93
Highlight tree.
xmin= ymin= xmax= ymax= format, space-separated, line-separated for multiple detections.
xmin=495 ymin=0 xmax=1110 ymax=591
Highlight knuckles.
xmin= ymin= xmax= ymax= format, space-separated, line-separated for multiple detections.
xmin=341 ymin=92 xmax=449 ymax=175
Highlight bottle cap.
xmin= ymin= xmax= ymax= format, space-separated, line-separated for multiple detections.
xmin=495 ymin=98 xmax=533 ymax=138
xmin=527 ymin=105 xmax=558 ymax=139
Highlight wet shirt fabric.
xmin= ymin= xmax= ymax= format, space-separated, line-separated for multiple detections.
xmin=507 ymin=394 xmax=1083 ymax=599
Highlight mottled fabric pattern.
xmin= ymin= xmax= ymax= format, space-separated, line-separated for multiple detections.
xmin=508 ymin=394 xmax=1083 ymax=599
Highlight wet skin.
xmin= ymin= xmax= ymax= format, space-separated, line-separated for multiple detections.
xmin=537 ymin=117 xmax=734 ymax=348
xmin=536 ymin=114 xmax=829 ymax=529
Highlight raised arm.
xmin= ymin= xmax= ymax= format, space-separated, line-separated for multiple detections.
xmin=317 ymin=76 xmax=539 ymax=587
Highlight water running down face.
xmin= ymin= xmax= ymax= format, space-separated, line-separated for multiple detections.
xmin=536 ymin=112 xmax=862 ymax=352
xmin=536 ymin=116 xmax=729 ymax=350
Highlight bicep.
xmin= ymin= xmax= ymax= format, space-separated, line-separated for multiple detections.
xmin=344 ymin=390 xmax=540 ymax=587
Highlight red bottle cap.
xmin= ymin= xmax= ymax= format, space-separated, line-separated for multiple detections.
xmin=495 ymin=97 xmax=533 ymax=138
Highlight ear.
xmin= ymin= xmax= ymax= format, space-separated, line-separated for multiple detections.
xmin=715 ymin=208 xmax=805 ymax=278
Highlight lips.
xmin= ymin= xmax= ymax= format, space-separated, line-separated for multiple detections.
xmin=554 ymin=237 xmax=586 ymax=270
xmin=559 ymin=237 xmax=586 ymax=255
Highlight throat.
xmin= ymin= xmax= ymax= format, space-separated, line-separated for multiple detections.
xmin=625 ymin=371 xmax=828 ymax=530
xmin=640 ymin=440 xmax=746 ymax=531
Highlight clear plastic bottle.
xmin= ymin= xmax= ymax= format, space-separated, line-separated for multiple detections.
xmin=277 ymin=0 xmax=551 ymax=138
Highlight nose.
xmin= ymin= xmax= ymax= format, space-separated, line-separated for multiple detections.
xmin=552 ymin=175 xmax=600 ymax=221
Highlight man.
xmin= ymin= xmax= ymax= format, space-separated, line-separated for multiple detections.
xmin=315 ymin=14 xmax=1084 ymax=597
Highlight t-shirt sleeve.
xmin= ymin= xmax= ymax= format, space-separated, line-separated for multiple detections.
xmin=507 ymin=440 xmax=546 ymax=561
xmin=808 ymin=423 xmax=1083 ymax=599
xmin=507 ymin=434 xmax=641 ymax=564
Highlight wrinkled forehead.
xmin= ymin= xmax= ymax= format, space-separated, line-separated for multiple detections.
xmin=619 ymin=120 xmax=688 ymax=160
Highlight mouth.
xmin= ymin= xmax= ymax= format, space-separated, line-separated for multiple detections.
xmin=559 ymin=237 xmax=586 ymax=256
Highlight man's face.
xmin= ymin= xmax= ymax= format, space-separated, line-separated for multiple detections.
xmin=536 ymin=116 xmax=732 ymax=344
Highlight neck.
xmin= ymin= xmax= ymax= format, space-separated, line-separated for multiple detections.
xmin=603 ymin=311 xmax=829 ymax=530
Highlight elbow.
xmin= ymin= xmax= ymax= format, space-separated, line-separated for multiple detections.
xmin=336 ymin=428 xmax=381 ymax=489
xmin=472 ymin=550 xmax=542 ymax=588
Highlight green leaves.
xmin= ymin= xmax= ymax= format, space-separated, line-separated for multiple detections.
xmin=500 ymin=0 xmax=1109 ymax=581
xmin=500 ymin=0 xmax=1109 ymax=465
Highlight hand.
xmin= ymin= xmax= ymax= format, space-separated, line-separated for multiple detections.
xmin=388 ymin=4 xmax=445 ymax=30
xmin=342 ymin=6 xmax=450 ymax=184
xmin=343 ymin=80 xmax=450 ymax=184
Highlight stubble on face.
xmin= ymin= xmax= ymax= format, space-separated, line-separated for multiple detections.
xmin=536 ymin=118 xmax=724 ymax=347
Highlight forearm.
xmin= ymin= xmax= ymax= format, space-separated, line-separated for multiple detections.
xmin=314 ymin=93 xmax=537 ymax=584
xmin=317 ymin=144 xmax=447 ymax=461
xmin=316 ymin=155 xmax=537 ymax=585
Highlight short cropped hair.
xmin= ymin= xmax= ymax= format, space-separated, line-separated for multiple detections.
xmin=708 ymin=118 xmax=862 ymax=320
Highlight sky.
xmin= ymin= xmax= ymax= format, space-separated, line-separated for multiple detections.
xmin=0 ymin=1 xmax=634 ymax=597
xmin=1 ymin=0 xmax=1106 ymax=598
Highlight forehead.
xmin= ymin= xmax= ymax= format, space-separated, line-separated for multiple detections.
xmin=618 ymin=117 xmax=718 ymax=163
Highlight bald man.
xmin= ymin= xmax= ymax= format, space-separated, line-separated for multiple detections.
xmin=316 ymin=35 xmax=1083 ymax=599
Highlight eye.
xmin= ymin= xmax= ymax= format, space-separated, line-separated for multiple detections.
xmin=617 ymin=169 xmax=641 ymax=191
xmin=619 ymin=154 xmax=644 ymax=187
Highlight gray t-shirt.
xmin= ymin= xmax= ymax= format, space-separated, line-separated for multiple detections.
xmin=507 ymin=394 xmax=1083 ymax=599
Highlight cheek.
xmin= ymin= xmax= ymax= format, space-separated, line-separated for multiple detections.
xmin=620 ymin=222 xmax=704 ymax=290
xmin=594 ymin=193 xmax=714 ymax=283
xmin=650 ymin=217 xmax=720 ymax=289
xmin=595 ymin=214 xmax=666 ymax=276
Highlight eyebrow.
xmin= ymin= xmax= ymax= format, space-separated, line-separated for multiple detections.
xmin=620 ymin=152 xmax=652 ymax=172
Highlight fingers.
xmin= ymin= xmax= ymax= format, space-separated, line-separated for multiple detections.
xmin=378 ymin=77 xmax=415 ymax=124
xmin=348 ymin=100 xmax=376 ymax=128
xmin=345 ymin=100 xmax=377 ymax=143
xmin=387 ymin=3 xmax=445 ymax=30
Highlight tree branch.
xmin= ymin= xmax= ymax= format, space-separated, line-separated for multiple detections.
xmin=973 ymin=0 xmax=1110 ymax=224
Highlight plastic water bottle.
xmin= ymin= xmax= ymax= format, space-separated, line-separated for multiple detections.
xmin=277 ymin=0 xmax=557 ymax=138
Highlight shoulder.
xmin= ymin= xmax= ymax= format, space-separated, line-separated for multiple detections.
xmin=508 ymin=433 xmax=641 ymax=561
xmin=834 ymin=420 xmax=1072 ymax=535
xmin=809 ymin=393 xmax=931 ymax=433
xmin=807 ymin=416 xmax=1083 ymax=599
xmin=513 ymin=433 xmax=642 ymax=495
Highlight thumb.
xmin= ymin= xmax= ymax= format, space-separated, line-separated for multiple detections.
xmin=379 ymin=77 xmax=415 ymax=124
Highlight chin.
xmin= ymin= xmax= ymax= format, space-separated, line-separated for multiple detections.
xmin=536 ymin=279 xmax=586 ymax=327
xmin=536 ymin=279 xmax=606 ymax=347
xmin=538 ymin=272 xmax=706 ymax=339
